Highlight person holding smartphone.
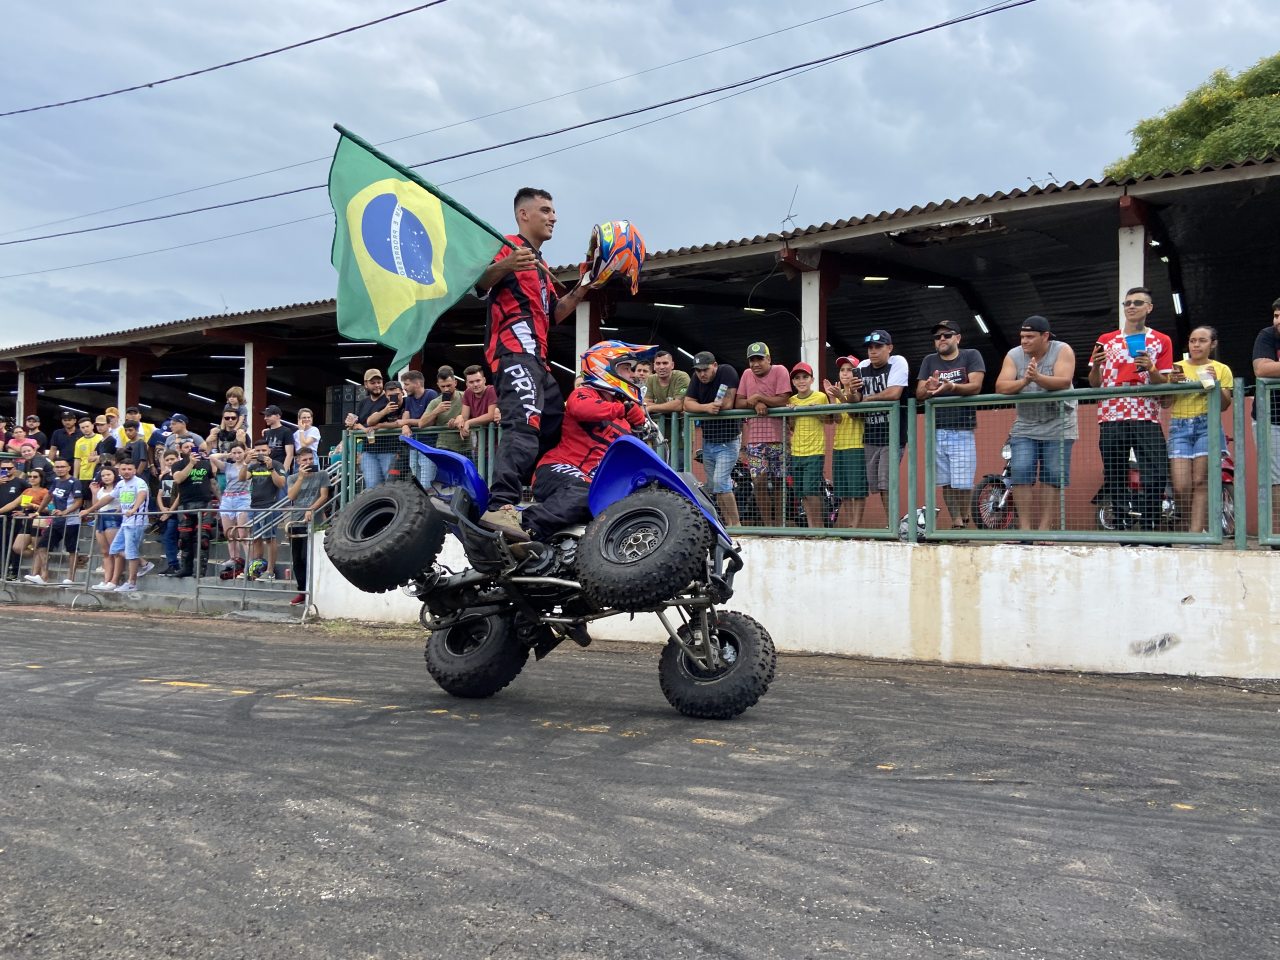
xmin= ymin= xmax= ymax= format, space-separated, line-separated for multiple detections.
xmin=1087 ymin=287 xmax=1173 ymax=532
xmin=285 ymin=448 xmax=330 ymax=606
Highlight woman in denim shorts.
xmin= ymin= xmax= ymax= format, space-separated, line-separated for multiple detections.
xmin=1166 ymin=326 xmax=1233 ymax=533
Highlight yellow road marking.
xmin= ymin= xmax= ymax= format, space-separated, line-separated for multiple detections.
xmin=229 ymin=689 xmax=256 ymax=695
xmin=876 ymin=763 xmax=896 ymax=770
xmin=691 ymin=738 xmax=726 ymax=746
xmin=161 ymin=681 xmax=212 ymax=689
xmin=25 ymin=665 xmax=43 ymax=670
xmin=300 ymin=696 xmax=363 ymax=705
xmin=1171 ymin=803 xmax=1196 ymax=811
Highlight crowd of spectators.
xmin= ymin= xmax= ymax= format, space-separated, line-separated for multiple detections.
xmin=656 ymin=289 xmax=1280 ymax=536
xmin=0 ymin=386 xmax=331 ymax=602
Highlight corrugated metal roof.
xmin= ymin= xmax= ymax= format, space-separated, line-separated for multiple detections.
xmin=3 ymin=154 xmax=1277 ymax=360
xmin=645 ymin=154 xmax=1280 ymax=262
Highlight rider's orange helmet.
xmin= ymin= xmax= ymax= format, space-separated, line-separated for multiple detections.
xmin=580 ymin=340 xmax=658 ymax=405
xmin=580 ymin=220 xmax=646 ymax=295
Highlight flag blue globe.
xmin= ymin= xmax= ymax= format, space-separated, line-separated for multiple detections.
xmin=361 ymin=193 xmax=436 ymax=284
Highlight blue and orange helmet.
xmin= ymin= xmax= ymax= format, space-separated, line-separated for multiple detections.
xmin=581 ymin=220 xmax=646 ymax=295
xmin=580 ymin=340 xmax=658 ymax=404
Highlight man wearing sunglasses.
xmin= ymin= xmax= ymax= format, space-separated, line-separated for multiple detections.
xmin=917 ymin=321 xmax=986 ymax=528
xmin=1087 ymin=286 xmax=1173 ymax=531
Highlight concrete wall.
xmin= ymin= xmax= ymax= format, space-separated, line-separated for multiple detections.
xmin=310 ymin=534 xmax=1280 ymax=679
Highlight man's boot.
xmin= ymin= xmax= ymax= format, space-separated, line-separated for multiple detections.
xmin=176 ymin=552 xmax=194 ymax=579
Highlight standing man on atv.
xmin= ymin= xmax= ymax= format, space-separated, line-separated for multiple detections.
xmin=517 ymin=342 xmax=650 ymax=543
xmin=474 ymin=188 xmax=589 ymax=536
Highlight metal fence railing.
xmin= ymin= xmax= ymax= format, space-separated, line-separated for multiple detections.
xmin=331 ymin=382 xmax=1280 ymax=551
xmin=1257 ymin=378 xmax=1279 ymax=549
xmin=921 ymin=382 xmax=1230 ymax=545
xmin=0 ymin=501 xmax=323 ymax=618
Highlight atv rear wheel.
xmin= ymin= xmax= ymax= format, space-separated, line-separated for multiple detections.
xmin=578 ymin=487 xmax=713 ymax=612
xmin=425 ymin=612 xmax=528 ymax=698
xmin=324 ymin=482 xmax=446 ymax=593
xmin=659 ymin=610 xmax=776 ymax=720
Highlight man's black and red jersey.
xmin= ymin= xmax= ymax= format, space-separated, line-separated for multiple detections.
xmin=536 ymin=387 xmax=633 ymax=476
xmin=484 ymin=235 xmax=559 ymax=371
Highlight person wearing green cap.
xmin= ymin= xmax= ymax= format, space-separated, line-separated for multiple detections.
xmin=736 ymin=341 xmax=791 ymax=526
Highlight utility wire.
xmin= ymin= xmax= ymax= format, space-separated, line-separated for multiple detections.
xmin=1 ymin=0 xmax=894 ymax=238
xmin=0 ymin=1 xmax=451 ymax=118
xmin=0 ymin=3 xmax=1024 ymax=282
xmin=0 ymin=0 xmax=1036 ymax=251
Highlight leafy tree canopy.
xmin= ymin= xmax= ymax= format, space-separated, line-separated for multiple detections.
xmin=1105 ymin=52 xmax=1280 ymax=180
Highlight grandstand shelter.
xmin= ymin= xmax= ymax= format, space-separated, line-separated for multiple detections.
xmin=3 ymin=156 xmax=1280 ymax=437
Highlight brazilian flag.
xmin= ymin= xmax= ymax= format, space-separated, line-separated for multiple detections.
xmin=328 ymin=125 xmax=507 ymax=375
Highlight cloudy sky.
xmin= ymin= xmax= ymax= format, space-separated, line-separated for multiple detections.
xmin=1 ymin=0 xmax=1276 ymax=350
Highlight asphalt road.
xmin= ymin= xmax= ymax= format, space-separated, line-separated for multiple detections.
xmin=2 ymin=610 xmax=1278 ymax=960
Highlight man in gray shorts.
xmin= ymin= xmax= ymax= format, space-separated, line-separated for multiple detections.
xmin=855 ymin=330 xmax=909 ymax=515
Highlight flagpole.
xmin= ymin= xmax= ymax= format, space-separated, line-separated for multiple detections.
xmin=333 ymin=123 xmax=514 ymax=250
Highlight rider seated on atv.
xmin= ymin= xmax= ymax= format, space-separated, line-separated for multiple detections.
xmin=500 ymin=341 xmax=651 ymax=543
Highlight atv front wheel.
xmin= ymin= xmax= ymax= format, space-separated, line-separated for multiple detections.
xmin=324 ymin=482 xmax=446 ymax=593
xmin=425 ymin=613 xmax=528 ymax=698
xmin=578 ymin=487 xmax=713 ymax=612
xmin=659 ymin=610 xmax=776 ymax=720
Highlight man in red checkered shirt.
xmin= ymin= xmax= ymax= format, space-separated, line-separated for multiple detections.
xmin=1087 ymin=286 xmax=1173 ymax=531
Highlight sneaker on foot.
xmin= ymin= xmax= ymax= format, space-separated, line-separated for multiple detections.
xmin=259 ymin=573 xmax=276 ymax=582
xmin=23 ymin=574 xmax=46 ymax=585
xmin=60 ymin=578 xmax=76 ymax=586
xmin=290 ymin=593 xmax=306 ymax=605
xmin=480 ymin=505 xmax=530 ymax=541
xmin=91 ymin=581 xmax=116 ymax=591
xmin=137 ymin=561 xmax=155 ymax=577
xmin=114 ymin=582 xmax=138 ymax=593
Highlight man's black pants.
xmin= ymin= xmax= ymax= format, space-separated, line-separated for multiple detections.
xmin=520 ymin=463 xmax=591 ymax=542
xmin=1098 ymin=420 xmax=1169 ymax=529
xmin=488 ymin=353 xmax=563 ymax=508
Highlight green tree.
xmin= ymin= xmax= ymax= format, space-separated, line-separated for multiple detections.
xmin=1105 ymin=52 xmax=1280 ymax=180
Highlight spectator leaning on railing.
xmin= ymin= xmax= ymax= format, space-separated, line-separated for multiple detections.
xmin=344 ymin=368 xmax=390 ymax=489
xmin=1252 ymin=296 xmax=1280 ymax=542
xmin=397 ymin=370 xmax=439 ymax=487
xmin=420 ymin=366 xmax=468 ymax=458
xmin=683 ymin=351 xmax=742 ymax=528
xmin=917 ymin=320 xmax=986 ymax=529
xmin=856 ymin=331 xmax=910 ymax=516
xmin=1088 ymin=287 xmax=1173 ymax=532
xmin=787 ymin=362 xmax=834 ymax=529
xmin=736 ymin=342 xmax=792 ymax=528
xmin=1166 ymin=326 xmax=1233 ymax=535
xmin=995 ymin=316 xmax=1078 ymax=531
xmin=823 ymin=354 xmax=868 ymax=529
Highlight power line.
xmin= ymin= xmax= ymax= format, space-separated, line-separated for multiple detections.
xmin=0 ymin=1 xmax=452 ymax=118
xmin=1 ymin=0 xmax=894 ymax=238
xmin=0 ymin=0 xmax=1037 ymax=251
xmin=0 ymin=0 xmax=1018 ymax=285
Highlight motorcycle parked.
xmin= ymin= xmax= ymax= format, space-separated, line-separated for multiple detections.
xmin=325 ymin=422 xmax=776 ymax=719
xmin=1094 ymin=438 xmax=1236 ymax=536
xmin=972 ymin=439 xmax=1018 ymax=531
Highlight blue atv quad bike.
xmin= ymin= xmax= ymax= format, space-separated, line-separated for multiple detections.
xmin=324 ymin=423 xmax=776 ymax=719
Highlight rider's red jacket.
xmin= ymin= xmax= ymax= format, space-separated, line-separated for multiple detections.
xmin=536 ymin=386 xmax=642 ymax=475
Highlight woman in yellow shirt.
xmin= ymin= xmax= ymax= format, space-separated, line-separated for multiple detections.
xmin=1167 ymin=326 xmax=1233 ymax=533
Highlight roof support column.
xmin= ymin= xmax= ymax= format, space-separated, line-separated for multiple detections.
xmin=117 ymin=357 xmax=142 ymax=414
xmin=245 ymin=342 xmax=265 ymax=438
xmin=15 ymin=371 xmax=37 ymax=421
xmin=800 ymin=259 xmax=840 ymax=380
xmin=1118 ymin=196 xmax=1149 ymax=326
xmin=574 ymin=298 xmax=602 ymax=370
